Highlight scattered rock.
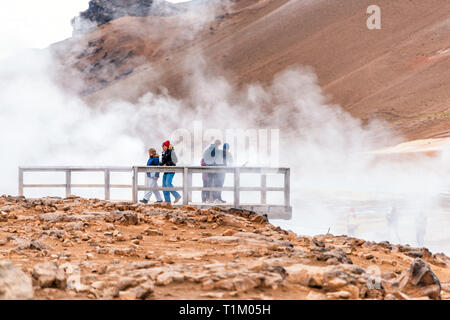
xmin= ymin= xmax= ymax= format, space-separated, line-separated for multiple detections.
xmin=326 ymin=290 xmax=351 ymax=299
xmin=117 ymin=277 xmax=139 ymax=291
xmin=284 ymin=264 xmax=324 ymax=288
xmin=135 ymin=280 xmax=154 ymax=299
xmin=385 ymin=258 xmax=441 ymax=300
xmin=199 ymin=236 xmax=240 ymax=244
xmin=201 ymin=292 xmax=224 ymax=299
xmin=32 ymin=262 xmax=66 ymax=289
xmin=0 ymin=260 xmax=34 ymax=299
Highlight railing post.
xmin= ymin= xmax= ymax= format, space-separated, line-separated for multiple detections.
xmin=132 ymin=166 xmax=138 ymax=203
xmin=188 ymin=171 xmax=193 ymax=203
xmin=18 ymin=168 xmax=24 ymax=197
xmin=284 ymin=168 xmax=290 ymax=207
xmin=261 ymin=173 xmax=267 ymax=204
xmin=65 ymin=170 xmax=71 ymax=198
xmin=234 ymin=167 xmax=240 ymax=208
xmin=104 ymin=169 xmax=110 ymax=201
xmin=183 ymin=167 xmax=188 ymax=205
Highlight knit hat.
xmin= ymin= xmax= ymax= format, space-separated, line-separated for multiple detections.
xmin=162 ymin=140 xmax=170 ymax=148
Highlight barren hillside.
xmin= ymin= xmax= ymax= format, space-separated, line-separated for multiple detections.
xmin=52 ymin=0 xmax=450 ymax=141
xmin=0 ymin=195 xmax=449 ymax=300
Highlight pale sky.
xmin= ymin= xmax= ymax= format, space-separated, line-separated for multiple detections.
xmin=0 ymin=0 xmax=188 ymax=59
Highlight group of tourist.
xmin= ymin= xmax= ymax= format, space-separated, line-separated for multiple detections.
xmin=140 ymin=139 xmax=233 ymax=204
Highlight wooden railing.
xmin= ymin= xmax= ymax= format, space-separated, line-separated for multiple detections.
xmin=132 ymin=166 xmax=290 ymax=207
xmin=18 ymin=166 xmax=132 ymax=200
xmin=18 ymin=166 xmax=291 ymax=219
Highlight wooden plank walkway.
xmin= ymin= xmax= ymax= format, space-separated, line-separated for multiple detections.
xmin=18 ymin=166 xmax=292 ymax=220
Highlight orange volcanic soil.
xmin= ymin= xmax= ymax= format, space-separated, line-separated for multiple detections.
xmin=1 ymin=195 xmax=449 ymax=300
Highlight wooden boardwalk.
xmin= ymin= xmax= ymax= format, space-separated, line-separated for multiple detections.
xmin=18 ymin=166 xmax=292 ymax=220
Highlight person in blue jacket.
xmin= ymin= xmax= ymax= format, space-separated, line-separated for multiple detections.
xmin=140 ymin=148 xmax=162 ymax=204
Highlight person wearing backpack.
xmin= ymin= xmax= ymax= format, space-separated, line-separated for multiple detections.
xmin=161 ymin=140 xmax=181 ymax=203
xmin=202 ymin=139 xmax=221 ymax=203
xmin=214 ymin=143 xmax=233 ymax=203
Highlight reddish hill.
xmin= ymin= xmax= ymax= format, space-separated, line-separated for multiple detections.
xmin=52 ymin=0 xmax=450 ymax=141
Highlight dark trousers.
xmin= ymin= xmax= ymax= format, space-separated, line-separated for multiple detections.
xmin=202 ymin=178 xmax=208 ymax=202
xmin=203 ymin=173 xmax=218 ymax=202
xmin=214 ymin=173 xmax=225 ymax=200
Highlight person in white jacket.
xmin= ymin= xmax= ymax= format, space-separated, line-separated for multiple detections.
xmin=202 ymin=140 xmax=221 ymax=203
xmin=214 ymin=143 xmax=233 ymax=203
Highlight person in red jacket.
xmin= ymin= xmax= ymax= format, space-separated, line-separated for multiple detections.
xmin=161 ymin=140 xmax=181 ymax=203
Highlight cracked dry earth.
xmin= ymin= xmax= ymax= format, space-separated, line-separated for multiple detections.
xmin=0 ymin=195 xmax=450 ymax=300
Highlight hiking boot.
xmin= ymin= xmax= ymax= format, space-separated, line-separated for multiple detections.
xmin=140 ymin=199 xmax=148 ymax=204
xmin=174 ymin=196 xmax=182 ymax=204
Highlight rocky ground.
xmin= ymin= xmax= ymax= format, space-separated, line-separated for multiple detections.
xmin=0 ymin=195 xmax=449 ymax=300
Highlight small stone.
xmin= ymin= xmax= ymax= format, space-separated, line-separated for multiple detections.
xmin=397 ymin=258 xmax=442 ymax=300
xmin=0 ymin=260 xmax=34 ymax=299
xmin=442 ymin=283 xmax=450 ymax=293
xmin=214 ymin=279 xmax=235 ymax=291
xmin=144 ymin=228 xmax=162 ymax=236
xmin=156 ymin=272 xmax=177 ymax=286
xmin=384 ymin=294 xmax=397 ymax=300
xmin=103 ymin=286 xmax=119 ymax=299
xmin=202 ymin=279 xmax=215 ymax=290
xmin=145 ymin=251 xmax=155 ymax=260
xmin=119 ymin=290 xmax=136 ymax=300
xmin=325 ymin=278 xmax=348 ymax=291
xmin=233 ymin=277 xmax=257 ymax=293
xmin=201 ymin=292 xmax=224 ymax=299
xmin=91 ymin=281 xmax=105 ymax=290
xmin=222 ymin=229 xmax=236 ymax=236
xmin=262 ymin=273 xmax=283 ymax=289
xmin=326 ymin=290 xmax=351 ymax=299
xmin=117 ymin=277 xmax=139 ymax=291
xmin=306 ymin=291 xmax=327 ymax=300
xmin=135 ymin=280 xmax=154 ymax=299
xmin=363 ymin=253 xmax=374 ymax=260
xmin=32 ymin=262 xmax=66 ymax=289
xmin=199 ymin=236 xmax=240 ymax=244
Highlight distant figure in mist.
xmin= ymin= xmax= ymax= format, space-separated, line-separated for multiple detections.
xmin=214 ymin=143 xmax=234 ymax=203
xmin=202 ymin=139 xmax=222 ymax=203
xmin=161 ymin=140 xmax=181 ymax=204
xmin=140 ymin=148 xmax=162 ymax=204
xmin=415 ymin=212 xmax=428 ymax=247
xmin=386 ymin=204 xmax=401 ymax=244
xmin=346 ymin=208 xmax=358 ymax=237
